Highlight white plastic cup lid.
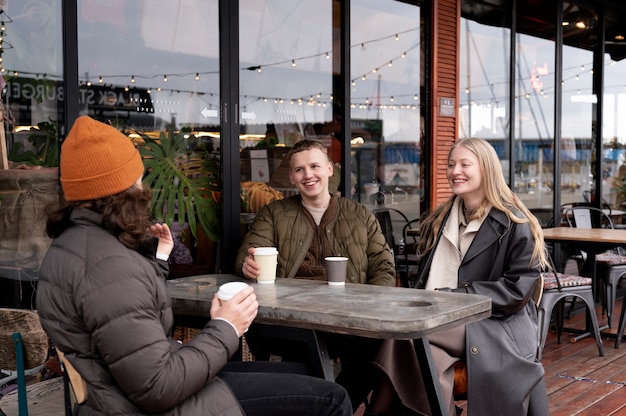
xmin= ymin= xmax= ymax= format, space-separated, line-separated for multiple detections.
xmin=255 ymin=247 xmax=278 ymax=256
xmin=325 ymin=256 xmax=348 ymax=262
xmin=217 ymin=282 xmax=250 ymax=301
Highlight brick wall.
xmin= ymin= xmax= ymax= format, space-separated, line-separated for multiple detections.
xmin=429 ymin=0 xmax=459 ymax=205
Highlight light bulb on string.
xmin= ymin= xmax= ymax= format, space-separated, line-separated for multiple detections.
xmin=291 ymin=60 xmax=296 ymax=67
xmin=395 ymin=34 xmax=399 ymax=41
xmin=325 ymin=52 xmax=330 ymax=60
xmin=388 ymin=61 xmax=393 ymax=67
xmin=163 ymin=75 xmax=168 ymax=82
xmin=257 ymin=67 xmax=262 ymax=73
xmin=98 ymin=76 xmax=103 ymax=83
xmin=131 ymin=75 xmax=135 ymax=83
xmin=195 ymin=73 xmax=200 ymax=80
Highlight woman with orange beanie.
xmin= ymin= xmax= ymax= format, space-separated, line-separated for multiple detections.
xmin=36 ymin=116 xmax=352 ymax=416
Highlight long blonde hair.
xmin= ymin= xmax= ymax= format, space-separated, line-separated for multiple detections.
xmin=418 ymin=138 xmax=548 ymax=269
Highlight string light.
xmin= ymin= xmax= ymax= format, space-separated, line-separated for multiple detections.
xmin=195 ymin=73 xmax=200 ymax=80
xmin=291 ymin=60 xmax=296 ymax=67
xmin=131 ymin=75 xmax=135 ymax=83
xmin=163 ymin=75 xmax=168 ymax=82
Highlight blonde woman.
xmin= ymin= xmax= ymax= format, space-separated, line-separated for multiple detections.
xmin=369 ymin=138 xmax=549 ymax=416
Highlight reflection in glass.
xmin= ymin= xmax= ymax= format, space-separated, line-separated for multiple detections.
xmin=0 ymin=1 xmax=62 ymax=298
xmin=350 ymin=0 xmax=424 ymax=232
xmin=239 ymin=0 xmax=334 ymax=201
xmin=560 ymin=2 xmax=594 ymax=210
xmin=77 ymin=0 xmax=221 ymax=269
xmin=460 ymin=1 xmax=511 ymax=184
xmin=602 ymin=24 xmax=626 ymax=212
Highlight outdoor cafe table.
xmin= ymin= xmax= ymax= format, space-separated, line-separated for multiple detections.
xmin=167 ymin=274 xmax=491 ymax=416
xmin=542 ymin=227 xmax=626 ymax=341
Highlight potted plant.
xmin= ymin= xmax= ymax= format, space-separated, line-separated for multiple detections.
xmin=132 ymin=127 xmax=221 ymax=243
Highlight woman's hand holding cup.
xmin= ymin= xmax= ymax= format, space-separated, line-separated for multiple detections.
xmin=211 ymin=284 xmax=258 ymax=336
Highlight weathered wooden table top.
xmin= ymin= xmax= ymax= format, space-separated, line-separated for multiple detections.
xmin=167 ymin=275 xmax=491 ymax=339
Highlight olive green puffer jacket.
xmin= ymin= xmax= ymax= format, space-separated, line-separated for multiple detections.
xmin=235 ymin=195 xmax=395 ymax=286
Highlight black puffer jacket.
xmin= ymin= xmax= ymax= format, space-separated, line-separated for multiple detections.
xmin=37 ymin=209 xmax=244 ymax=415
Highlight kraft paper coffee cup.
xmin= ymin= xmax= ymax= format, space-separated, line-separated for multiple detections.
xmin=254 ymin=247 xmax=278 ymax=284
xmin=217 ymin=281 xmax=250 ymax=304
xmin=325 ymin=257 xmax=348 ymax=285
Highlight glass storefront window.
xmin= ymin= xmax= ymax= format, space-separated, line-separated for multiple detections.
xmin=0 ymin=1 xmax=62 ymax=307
xmin=77 ymin=0 xmax=221 ymax=269
xmin=460 ymin=0 xmax=511 ymax=182
xmin=602 ymin=17 xmax=626 ymax=212
xmin=560 ymin=2 xmax=594 ymax=209
xmin=238 ymin=0 xmax=334 ymax=204
xmin=351 ymin=0 xmax=424 ymax=238
xmin=515 ymin=2 xmax=556 ymax=214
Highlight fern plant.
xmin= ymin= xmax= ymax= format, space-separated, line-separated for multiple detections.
xmin=135 ymin=129 xmax=221 ymax=242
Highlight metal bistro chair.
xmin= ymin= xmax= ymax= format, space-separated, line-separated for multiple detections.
xmin=373 ymin=208 xmax=420 ymax=288
xmin=538 ymin=257 xmax=604 ymax=360
xmin=564 ymin=205 xmax=626 ymax=329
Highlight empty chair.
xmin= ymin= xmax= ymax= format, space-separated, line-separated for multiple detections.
xmin=373 ymin=208 xmax=420 ymax=287
xmin=537 ymin=261 xmax=604 ymax=360
xmin=564 ymin=205 xmax=626 ymax=328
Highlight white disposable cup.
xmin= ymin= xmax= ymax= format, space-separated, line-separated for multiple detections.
xmin=325 ymin=256 xmax=348 ymax=285
xmin=217 ymin=282 xmax=250 ymax=304
xmin=254 ymin=247 xmax=278 ymax=284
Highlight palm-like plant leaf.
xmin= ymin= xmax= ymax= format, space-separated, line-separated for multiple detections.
xmin=135 ymin=130 xmax=221 ymax=242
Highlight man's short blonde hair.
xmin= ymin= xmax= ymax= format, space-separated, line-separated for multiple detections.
xmin=287 ymin=139 xmax=329 ymax=165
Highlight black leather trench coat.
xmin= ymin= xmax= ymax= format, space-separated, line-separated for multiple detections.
xmin=414 ymin=206 xmax=549 ymax=415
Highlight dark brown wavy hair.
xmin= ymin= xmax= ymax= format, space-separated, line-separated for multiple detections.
xmin=46 ymin=186 xmax=154 ymax=250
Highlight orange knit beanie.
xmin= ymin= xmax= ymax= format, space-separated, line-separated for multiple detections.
xmin=60 ymin=116 xmax=145 ymax=201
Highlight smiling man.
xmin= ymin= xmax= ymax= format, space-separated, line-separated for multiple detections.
xmin=235 ymin=139 xmax=395 ymax=412
xmin=236 ymin=139 xmax=394 ymax=286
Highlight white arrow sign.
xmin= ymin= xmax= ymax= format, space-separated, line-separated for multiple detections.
xmin=200 ymin=107 xmax=218 ymax=118
xmin=241 ymin=111 xmax=257 ymax=120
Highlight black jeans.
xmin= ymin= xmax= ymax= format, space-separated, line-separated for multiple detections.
xmin=219 ymin=363 xmax=353 ymax=416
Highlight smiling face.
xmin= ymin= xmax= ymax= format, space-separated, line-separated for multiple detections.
xmin=289 ymin=148 xmax=333 ymax=207
xmin=447 ymin=144 xmax=485 ymax=209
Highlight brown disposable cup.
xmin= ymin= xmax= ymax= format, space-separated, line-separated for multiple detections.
xmin=325 ymin=257 xmax=348 ymax=285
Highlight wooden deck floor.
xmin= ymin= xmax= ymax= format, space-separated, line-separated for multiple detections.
xmin=355 ymin=296 xmax=626 ymax=416
xmin=453 ymin=296 xmax=626 ymax=416
xmin=5 ymin=298 xmax=626 ymax=416
xmin=538 ymin=297 xmax=626 ymax=416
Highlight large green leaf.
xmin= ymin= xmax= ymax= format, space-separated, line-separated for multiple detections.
xmin=136 ymin=130 xmax=221 ymax=242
